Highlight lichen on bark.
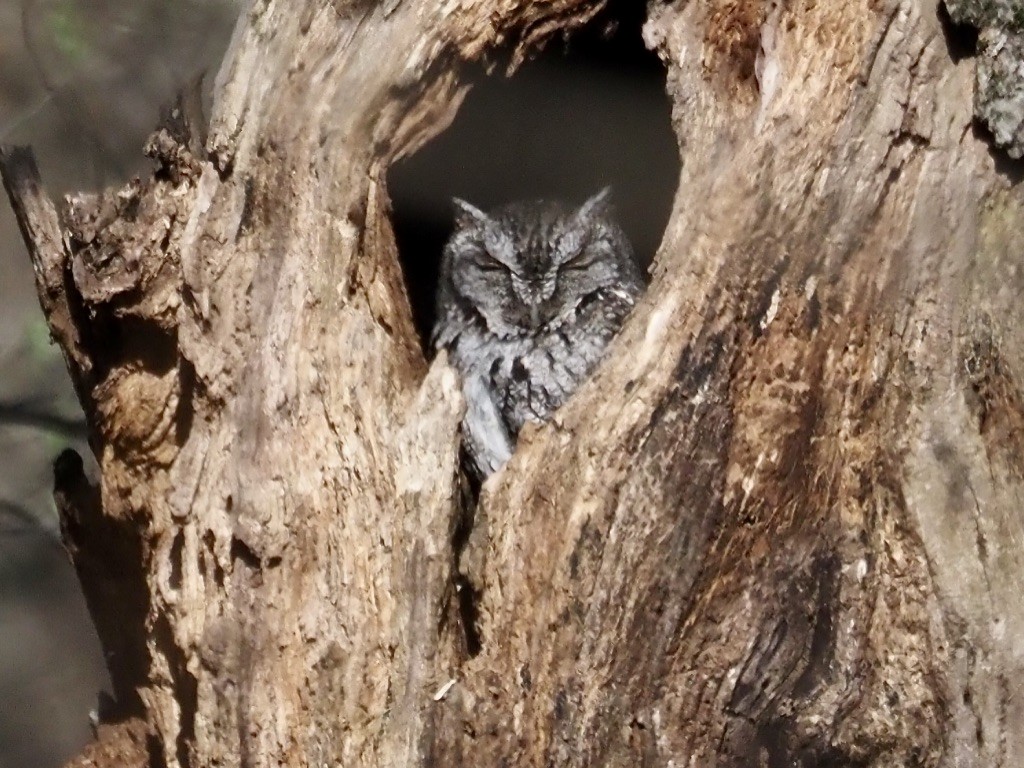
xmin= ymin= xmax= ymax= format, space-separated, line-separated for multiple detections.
xmin=945 ymin=0 xmax=1024 ymax=157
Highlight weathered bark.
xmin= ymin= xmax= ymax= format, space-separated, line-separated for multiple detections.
xmin=3 ymin=0 xmax=1023 ymax=766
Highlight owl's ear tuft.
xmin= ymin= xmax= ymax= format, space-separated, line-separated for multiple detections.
xmin=577 ymin=186 xmax=613 ymax=219
xmin=453 ymin=198 xmax=491 ymax=228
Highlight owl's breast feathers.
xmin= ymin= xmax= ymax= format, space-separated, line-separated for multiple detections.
xmin=437 ymin=285 xmax=637 ymax=436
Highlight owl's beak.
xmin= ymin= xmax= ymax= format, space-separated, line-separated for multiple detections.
xmin=530 ymin=304 xmax=542 ymax=329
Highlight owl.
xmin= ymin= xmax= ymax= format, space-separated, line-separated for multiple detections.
xmin=432 ymin=188 xmax=646 ymax=479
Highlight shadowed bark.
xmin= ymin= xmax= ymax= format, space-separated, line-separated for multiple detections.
xmin=3 ymin=0 xmax=1023 ymax=766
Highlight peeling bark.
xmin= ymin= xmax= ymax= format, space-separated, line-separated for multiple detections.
xmin=2 ymin=0 xmax=1023 ymax=766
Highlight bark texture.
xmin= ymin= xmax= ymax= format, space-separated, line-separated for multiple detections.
xmin=3 ymin=0 xmax=1023 ymax=766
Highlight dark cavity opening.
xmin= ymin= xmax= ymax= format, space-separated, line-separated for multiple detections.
xmin=388 ymin=0 xmax=679 ymax=350
xmin=937 ymin=3 xmax=979 ymax=63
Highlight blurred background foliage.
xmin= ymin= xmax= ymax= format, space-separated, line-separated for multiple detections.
xmin=0 ymin=2 xmax=240 ymax=766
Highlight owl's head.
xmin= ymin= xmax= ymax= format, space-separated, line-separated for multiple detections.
xmin=440 ymin=188 xmax=639 ymax=338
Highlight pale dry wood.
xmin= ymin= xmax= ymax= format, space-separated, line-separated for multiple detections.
xmin=0 ymin=147 xmax=90 ymax=382
xmin=2 ymin=0 xmax=1023 ymax=766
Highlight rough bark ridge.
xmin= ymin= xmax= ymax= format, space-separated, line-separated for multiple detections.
xmin=2 ymin=0 xmax=1023 ymax=766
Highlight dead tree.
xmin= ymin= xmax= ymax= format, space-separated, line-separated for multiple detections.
xmin=3 ymin=0 xmax=1023 ymax=765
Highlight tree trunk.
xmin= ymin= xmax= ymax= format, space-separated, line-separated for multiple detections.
xmin=3 ymin=0 xmax=1023 ymax=766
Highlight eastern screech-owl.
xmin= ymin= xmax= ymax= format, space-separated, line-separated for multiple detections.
xmin=433 ymin=188 xmax=645 ymax=479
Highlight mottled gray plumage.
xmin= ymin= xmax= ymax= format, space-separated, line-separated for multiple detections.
xmin=433 ymin=188 xmax=645 ymax=478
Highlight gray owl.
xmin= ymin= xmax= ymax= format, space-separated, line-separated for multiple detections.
xmin=433 ymin=188 xmax=645 ymax=479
